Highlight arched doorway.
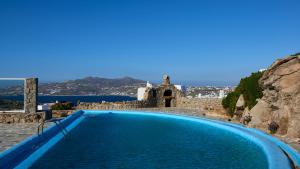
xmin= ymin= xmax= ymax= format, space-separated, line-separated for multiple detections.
xmin=165 ymin=99 xmax=171 ymax=107
xmin=164 ymin=90 xmax=172 ymax=107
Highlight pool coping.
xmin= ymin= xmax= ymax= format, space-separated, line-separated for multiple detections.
xmin=0 ymin=110 xmax=299 ymax=169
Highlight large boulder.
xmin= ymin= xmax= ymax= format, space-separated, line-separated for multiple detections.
xmin=236 ymin=94 xmax=245 ymax=110
xmin=234 ymin=94 xmax=246 ymax=120
xmin=249 ymin=54 xmax=300 ymax=139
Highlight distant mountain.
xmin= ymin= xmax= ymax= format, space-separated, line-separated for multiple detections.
xmin=0 ymin=77 xmax=146 ymax=97
xmin=65 ymin=76 xmax=145 ymax=88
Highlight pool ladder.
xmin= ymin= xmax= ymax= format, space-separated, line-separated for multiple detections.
xmin=37 ymin=118 xmax=68 ymax=137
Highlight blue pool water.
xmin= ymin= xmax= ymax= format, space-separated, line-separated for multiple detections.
xmin=30 ymin=113 xmax=268 ymax=169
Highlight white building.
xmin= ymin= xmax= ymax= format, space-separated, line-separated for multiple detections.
xmin=174 ymin=85 xmax=186 ymax=93
xmin=146 ymin=81 xmax=152 ymax=88
xmin=218 ymin=90 xmax=225 ymax=98
xmin=259 ymin=68 xmax=267 ymax=72
xmin=197 ymin=93 xmax=202 ymax=98
xmin=137 ymin=81 xmax=153 ymax=101
xmin=137 ymin=87 xmax=147 ymax=101
xmin=37 ymin=104 xmax=50 ymax=111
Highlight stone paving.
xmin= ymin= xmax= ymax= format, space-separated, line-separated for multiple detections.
xmin=0 ymin=123 xmax=52 ymax=152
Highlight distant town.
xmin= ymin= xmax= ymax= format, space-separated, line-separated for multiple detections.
xmin=185 ymin=86 xmax=233 ymax=99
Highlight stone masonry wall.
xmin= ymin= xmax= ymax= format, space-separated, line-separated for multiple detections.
xmin=77 ymin=100 xmax=156 ymax=110
xmin=154 ymin=85 xmax=183 ymax=108
xmin=0 ymin=112 xmax=45 ymax=123
xmin=177 ymin=97 xmax=226 ymax=114
xmin=24 ymin=78 xmax=38 ymax=114
xmin=76 ymin=97 xmax=226 ymax=118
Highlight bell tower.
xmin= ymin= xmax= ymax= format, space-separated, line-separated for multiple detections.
xmin=162 ymin=74 xmax=170 ymax=85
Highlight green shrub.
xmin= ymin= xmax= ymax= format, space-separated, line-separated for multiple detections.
xmin=51 ymin=102 xmax=73 ymax=110
xmin=222 ymin=91 xmax=240 ymax=116
xmin=239 ymin=72 xmax=264 ymax=109
xmin=222 ymin=71 xmax=264 ymax=115
xmin=291 ymin=52 xmax=300 ymax=56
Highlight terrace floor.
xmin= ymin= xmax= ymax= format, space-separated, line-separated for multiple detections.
xmin=0 ymin=123 xmax=52 ymax=152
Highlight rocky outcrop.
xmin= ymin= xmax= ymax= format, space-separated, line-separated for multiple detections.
xmin=234 ymin=95 xmax=246 ymax=120
xmin=232 ymin=95 xmax=252 ymax=124
xmin=248 ymin=55 xmax=300 ymax=139
xmin=236 ymin=94 xmax=245 ymax=110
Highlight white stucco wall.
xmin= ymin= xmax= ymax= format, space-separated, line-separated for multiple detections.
xmin=137 ymin=87 xmax=146 ymax=101
xmin=174 ymin=85 xmax=186 ymax=93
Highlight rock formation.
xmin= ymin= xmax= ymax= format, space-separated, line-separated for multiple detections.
xmin=236 ymin=94 xmax=245 ymax=110
xmin=248 ymin=54 xmax=300 ymax=139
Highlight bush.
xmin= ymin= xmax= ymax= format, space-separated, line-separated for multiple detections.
xmin=239 ymin=72 xmax=264 ymax=109
xmin=222 ymin=92 xmax=240 ymax=116
xmin=291 ymin=52 xmax=300 ymax=56
xmin=51 ymin=102 xmax=73 ymax=110
xmin=222 ymin=71 xmax=263 ymax=115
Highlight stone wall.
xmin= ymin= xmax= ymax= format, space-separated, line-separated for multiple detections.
xmin=177 ymin=97 xmax=226 ymax=114
xmin=52 ymin=110 xmax=74 ymax=118
xmin=76 ymin=97 xmax=227 ymax=118
xmin=0 ymin=112 xmax=45 ymax=123
xmin=155 ymin=85 xmax=183 ymax=107
xmin=24 ymin=78 xmax=38 ymax=114
xmin=77 ymin=100 xmax=156 ymax=110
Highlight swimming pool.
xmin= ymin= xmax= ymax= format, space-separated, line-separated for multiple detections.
xmin=0 ymin=110 xmax=299 ymax=169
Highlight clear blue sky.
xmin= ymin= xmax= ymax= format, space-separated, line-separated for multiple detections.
xmin=0 ymin=0 xmax=299 ymax=85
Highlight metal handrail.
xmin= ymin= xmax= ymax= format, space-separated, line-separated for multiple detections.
xmin=37 ymin=121 xmax=45 ymax=136
xmin=37 ymin=118 xmax=67 ymax=137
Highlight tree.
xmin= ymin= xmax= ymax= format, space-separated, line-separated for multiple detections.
xmin=51 ymin=102 xmax=73 ymax=110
